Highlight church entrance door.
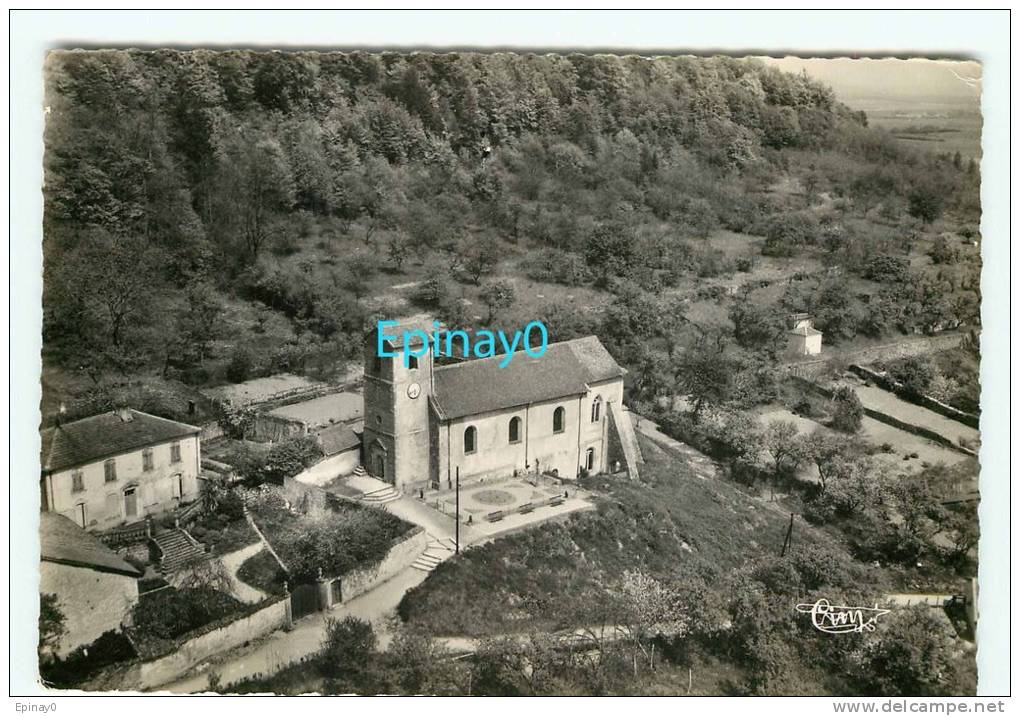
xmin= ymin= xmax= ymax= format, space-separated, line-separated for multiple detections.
xmin=371 ymin=451 xmax=387 ymax=483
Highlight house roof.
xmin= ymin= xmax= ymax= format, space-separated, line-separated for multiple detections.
xmin=431 ymin=336 xmax=624 ymax=421
xmin=41 ymin=409 xmax=199 ymax=473
xmin=315 ymin=423 xmax=361 ymax=456
xmin=789 ymin=325 xmax=823 ymax=337
xmin=267 ymin=392 xmax=364 ymax=428
xmin=40 ymin=513 xmax=142 ymax=577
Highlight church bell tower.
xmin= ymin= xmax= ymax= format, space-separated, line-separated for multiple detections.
xmin=361 ymin=323 xmax=434 ymax=490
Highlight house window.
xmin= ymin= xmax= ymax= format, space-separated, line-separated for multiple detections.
xmin=104 ymin=459 xmax=117 ymax=483
xmin=508 ymin=417 xmax=521 ymax=444
xmin=464 ymin=426 xmax=477 ymax=454
xmin=585 ymin=447 xmax=596 ymax=472
xmin=553 ymin=406 xmax=565 ymax=434
xmin=71 ymin=470 xmax=84 ymax=493
xmin=591 ymin=395 xmax=602 ymax=423
xmin=407 ymin=355 xmax=418 ymax=370
xmin=170 ymin=442 xmax=182 ymax=464
xmin=142 ymin=448 xmax=154 ymax=472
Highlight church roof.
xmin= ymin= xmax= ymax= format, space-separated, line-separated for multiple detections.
xmin=431 ymin=336 xmax=624 ymax=421
xmin=41 ymin=409 xmax=199 ymax=473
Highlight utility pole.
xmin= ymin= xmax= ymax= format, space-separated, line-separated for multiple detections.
xmin=780 ymin=512 xmax=794 ymax=557
xmin=455 ymin=466 xmax=460 ymax=554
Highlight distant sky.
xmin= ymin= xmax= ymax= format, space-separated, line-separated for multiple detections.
xmin=756 ymin=56 xmax=981 ymax=106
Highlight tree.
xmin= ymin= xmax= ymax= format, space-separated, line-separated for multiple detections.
xmin=803 ymin=431 xmax=858 ymax=490
xmin=386 ymin=629 xmax=464 ymax=695
xmin=38 ymin=594 xmax=66 ymax=663
xmin=907 ymin=184 xmax=946 ymax=225
xmin=478 ymin=279 xmax=516 ymax=323
xmin=386 ymin=234 xmax=411 ymax=272
xmin=761 ymin=420 xmax=806 ymax=476
xmin=320 ymin=616 xmax=377 ymax=679
xmin=830 ymin=386 xmax=864 ymax=433
xmin=460 ymin=235 xmax=500 ymax=285
xmin=583 ymin=223 xmax=636 ymax=286
xmin=219 ymin=133 xmax=296 ymax=261
xmin=890 ymin=356 xmax=936 ymax=398
xmin=729 ymin=302 xmax=788 ymax=356
xmin=856 ymin=606 xmax=962 ymax=696
xmin=676 ymin=345 xmax=734 ymax=422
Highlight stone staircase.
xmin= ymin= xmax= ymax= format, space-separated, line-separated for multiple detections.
xmin=411 ymin=537 xmax=457 ymax=572
xmin=152 ymin=527 xmax=206 ymax=574
xmin=350 ymin=467 xmax=402 ymax=504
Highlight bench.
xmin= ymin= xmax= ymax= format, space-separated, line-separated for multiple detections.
xmin=486 ymin=510 xmax=505 ymax=522
xmin=548 ymin=497 xmax=564 ymax=507
xmin=519 ymin=502 xmax=534 ymax=514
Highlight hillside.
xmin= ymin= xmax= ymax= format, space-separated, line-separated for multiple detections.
xmin=41 ymin=50 xmax=980 ymax=422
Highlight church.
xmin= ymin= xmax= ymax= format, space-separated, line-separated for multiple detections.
xmin=361 ymin=321 xmax=642 ymax=491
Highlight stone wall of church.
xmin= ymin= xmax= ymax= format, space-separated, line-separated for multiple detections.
xmin=433 ymin=378 xmax=626 ymax=484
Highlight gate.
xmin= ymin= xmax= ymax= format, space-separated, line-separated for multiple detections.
xmin=290 ymin=583 xmax=320 ymax=620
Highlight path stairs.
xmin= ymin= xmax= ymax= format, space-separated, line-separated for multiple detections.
xmin=411 ymin=537 xmax=457 ymax=573
xmin=350 ymin=467 xmax=402 ymax=504
xmin=153 ymin=528 xmax=206 ymax=573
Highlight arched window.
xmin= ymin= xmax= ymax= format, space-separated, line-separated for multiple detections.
xmin=553 ymin=406 xmax=565 ymax=434
xmin=585 ymin=447 xmax=596 ymax=471
xmin=508 ymin=417 xmax=521 ymax=444
xmin=591 ymin=395 xmax=602 ymax=423
xmin=407 ymin=355 xmax=419 ymax=370
xmin=464 ymin=426 xmax=477 ymax=454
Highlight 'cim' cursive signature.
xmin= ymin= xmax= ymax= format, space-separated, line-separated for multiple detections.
xmin=795 ymin=598 xmax=891 ymax=634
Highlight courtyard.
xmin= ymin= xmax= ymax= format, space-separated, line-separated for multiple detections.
xmin=425 ymin=475 xmax=595 ymax=539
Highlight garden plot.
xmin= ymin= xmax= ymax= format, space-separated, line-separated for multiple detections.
xmin=758 ymin=407 xmax=970 ymax=476
xmin=852 ymin=384 xmax=980 ymax=448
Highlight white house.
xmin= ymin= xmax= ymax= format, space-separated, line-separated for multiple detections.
xmin=40 ymin=409 xmax=202 ymax=531
xmin=787 ymin=315 xmax=823 ymax=357
xmin=39 ymin=513 xmax=141 ymax=657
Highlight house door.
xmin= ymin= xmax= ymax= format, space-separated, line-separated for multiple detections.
xmin=124 ymin=488 xmax=138 ymax=519
xmin=75 ymin=503 xmax=87 ymax=529
xmin=172 ymin=474 xmax=184 ymax=500
xmin=585 ymin=447 xmax=596 ymax=472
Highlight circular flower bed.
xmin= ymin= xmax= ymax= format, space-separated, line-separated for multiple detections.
xmin=471 ymin=489 xmax=516 ymax=506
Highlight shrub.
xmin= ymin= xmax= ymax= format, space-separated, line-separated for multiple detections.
xmin=830 ymin=386 xmax=864 ymax=433
xmin=320 ymin=617 xmax=376 ymax=678
xmin=131 ymin=586 xmax=244 ymax=641
xmin=226 ymin=347 xmax=254 ymax=383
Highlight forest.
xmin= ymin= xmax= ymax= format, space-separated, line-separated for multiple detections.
xmin=42 ymin=50 xmax=980 ymax=426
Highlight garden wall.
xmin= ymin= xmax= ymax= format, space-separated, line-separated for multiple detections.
xmin=335 ymin=527 xmax=427 ymax=603
xmin=94 ymin=596 xmax=290 ymax=692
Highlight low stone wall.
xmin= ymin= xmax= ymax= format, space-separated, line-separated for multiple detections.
xmin=784 ymin=332 xmax=966 ymax=381
xmin=93 ymin=596 xmax=290 ymax=692
xmin=335 ymin=527 xmax=427 ymax=603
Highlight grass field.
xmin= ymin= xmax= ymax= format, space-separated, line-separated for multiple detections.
xmin=398 ymin=433 xmax=872 ymax=637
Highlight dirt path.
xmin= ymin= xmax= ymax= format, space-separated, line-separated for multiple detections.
xmin=630 ymin=414 xmax=718 ymax=480
xmin=219 ymin=542 xmax=268 ymax=605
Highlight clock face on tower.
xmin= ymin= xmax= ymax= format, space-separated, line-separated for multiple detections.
xmin=407 ymin=382 xmax=421 ymax=399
